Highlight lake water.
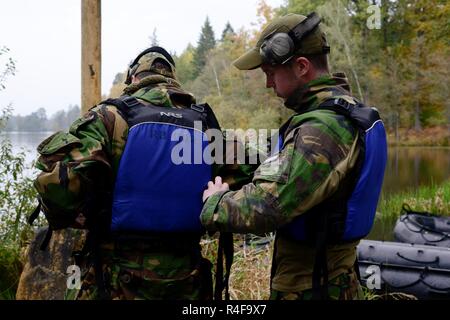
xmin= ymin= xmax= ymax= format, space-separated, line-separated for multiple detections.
xmin=3 ymin=132 xmax=447 ymax=191
xmin=1 ymin=131 xmax=54 ymax=164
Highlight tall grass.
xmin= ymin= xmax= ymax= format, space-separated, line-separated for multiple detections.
xmin=202 ymin=235 xmax=273 ymax=300
xmin=369 ymin=180 xmax=450 ymax=241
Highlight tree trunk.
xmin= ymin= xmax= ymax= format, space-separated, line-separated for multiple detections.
xmin=212 ymin=62 xmax=221 ymax=97
xmin=414 ymin=33 xmax=423 ymax=131
xmin=81 ymin=0 xmax=101 ymax=115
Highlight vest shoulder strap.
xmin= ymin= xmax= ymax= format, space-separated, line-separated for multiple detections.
xmin=99 ymin=96 xmax=144 ymax=120
xmin=317 ymin=98 xmax=381 ymax=131
xmin=100 ymin=97 xmax=222 ymax=131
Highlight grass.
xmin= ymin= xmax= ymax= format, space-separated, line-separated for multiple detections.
xmin=370 ymin=180 xmax=450 ymax=241
xmin=0 ymin=242 xmax=22 ymax=300
xmin=379 ymin=180 xmax=450 ymax=219
xmin=201 ymin=234 xmax=273 ymax=300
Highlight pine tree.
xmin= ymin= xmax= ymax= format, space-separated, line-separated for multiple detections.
xmin=193 ymin=17 xmax=216 ymax=77
xmin=221 ymin=21 xmax=235 ymax=41
xmin=149 ymin=28 xmax=159 ymax=46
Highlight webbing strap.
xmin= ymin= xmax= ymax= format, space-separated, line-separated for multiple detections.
xmin=214 ymin=232 xmax=234 ymax=300
xmin=39 ymin=227 xmax=53 ymax=251
xmin=312 ymin=214 xmax=330 ymax=300
xmin=28 ymin=200 xmax=41 ymax=225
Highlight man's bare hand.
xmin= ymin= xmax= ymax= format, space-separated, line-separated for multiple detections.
xmin=203 ymin=176 xmax=229 ymax=202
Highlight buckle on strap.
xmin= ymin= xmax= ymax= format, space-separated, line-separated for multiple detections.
xmin=191 ymin=104 xmax=205 ymax=113
xmin=122 ymin=96 xmax=141 ymax=108
xmin=333 ymin=98 xmax=353 ymax=112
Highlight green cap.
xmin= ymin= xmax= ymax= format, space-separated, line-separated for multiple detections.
xmin=233 ymin=13 xmax=329 ymax=70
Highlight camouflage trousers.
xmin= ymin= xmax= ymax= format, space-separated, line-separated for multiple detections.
xmin=66 ymin=240 xmax=213 ymax=300
xmin=270 ymin=270 xmax=364 ymax=300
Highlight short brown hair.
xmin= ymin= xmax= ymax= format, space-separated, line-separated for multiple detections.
xmin=297 ymin=53 xmax=329 ymax=72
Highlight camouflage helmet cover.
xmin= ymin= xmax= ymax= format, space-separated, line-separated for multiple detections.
xmin=125 ymin=46 xmax=177 ymax=84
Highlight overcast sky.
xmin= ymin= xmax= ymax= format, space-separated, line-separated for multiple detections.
xmin=0 ymin=0 xmax=284 ymax=116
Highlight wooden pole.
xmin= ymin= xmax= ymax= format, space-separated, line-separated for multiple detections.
xmin=81 ymin=0 xmax=101 ymax=114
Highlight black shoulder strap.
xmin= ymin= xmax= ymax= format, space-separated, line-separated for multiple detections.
xmin=190 ymin=103 xmax=222 ymax=131
xmin=317 ymin=98 xmax=355 ymax=117
xmin=100 ymin=96 xmax=143 ymax=120
xmin=317 ymin=98 xmax=381 ymax=131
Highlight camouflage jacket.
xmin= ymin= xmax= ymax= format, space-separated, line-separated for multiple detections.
xmin=200 ymin=73 xmax=362 ymax=293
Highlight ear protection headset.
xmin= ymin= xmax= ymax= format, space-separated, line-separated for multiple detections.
xmin=125 ymin=46 xmax=176 ymax=85
xmin=259 ymin=12 xmax=330 ymax=66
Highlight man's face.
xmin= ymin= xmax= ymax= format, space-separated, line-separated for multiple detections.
xmin=261 ymin=62 xmax=302 ymax=100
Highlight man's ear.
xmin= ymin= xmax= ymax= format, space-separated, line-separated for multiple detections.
xmin=292 ymin=56 xmax=310 ymax=78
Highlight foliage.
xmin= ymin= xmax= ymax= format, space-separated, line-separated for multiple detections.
xmin=103 ymin=0 xmax=450 ymax=136
xmin=0 ymin=46 xmax=15 ymax=91
xmin=192 ymin=17 xmax=216 ymax=78
xmin=174 ymin=44 xmax=196 ymax=84
xmin=0 ymin=49 xmax=42 ymax=299
xmin=387 ymin=126 xmax=449 ymax=146
xmin=0 ymin=109 xmax=40 ymax=299
xmin=174 ymin=0 xmax=449 ymax=133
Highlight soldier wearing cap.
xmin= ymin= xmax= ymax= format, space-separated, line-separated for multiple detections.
xmin=34 ymin=47 xmax=217 ymax=300
xmin=201 ymin=13 xmax=368 ymax=300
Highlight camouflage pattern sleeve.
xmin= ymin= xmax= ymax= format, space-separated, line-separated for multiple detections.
xmin=33 ymin=105 xmax=127 ymax=228
xmin=200 ymin=111 xmax=360 ymax=236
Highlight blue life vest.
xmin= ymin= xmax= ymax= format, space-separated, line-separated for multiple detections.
xmin=104 ymin=96 xmax=216 ymax=234
xmin=278 ymin=98 xmax=388 ymax=243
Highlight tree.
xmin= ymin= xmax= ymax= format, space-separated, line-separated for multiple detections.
xmin=317 ymin=1 xmax=365 ymax=102
xmin=221 ymin=22 xmax=235 ymax=41
xmin=149 ymin=28 xmax=159 ymax=46
xmin=66 ymin=105 xmax=81 ymax=125
xmin=193 ymin=17 xmax=216 ymax=78
xmin=109 ymin=71 xmax=127 ymax=98
xmin=174 ymin=43 xmax=196 ymax=84
xmin=278 ymin=0 xmax=328 ymax=16
xmin=0 ymin=46 xmax=15 ymax=91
